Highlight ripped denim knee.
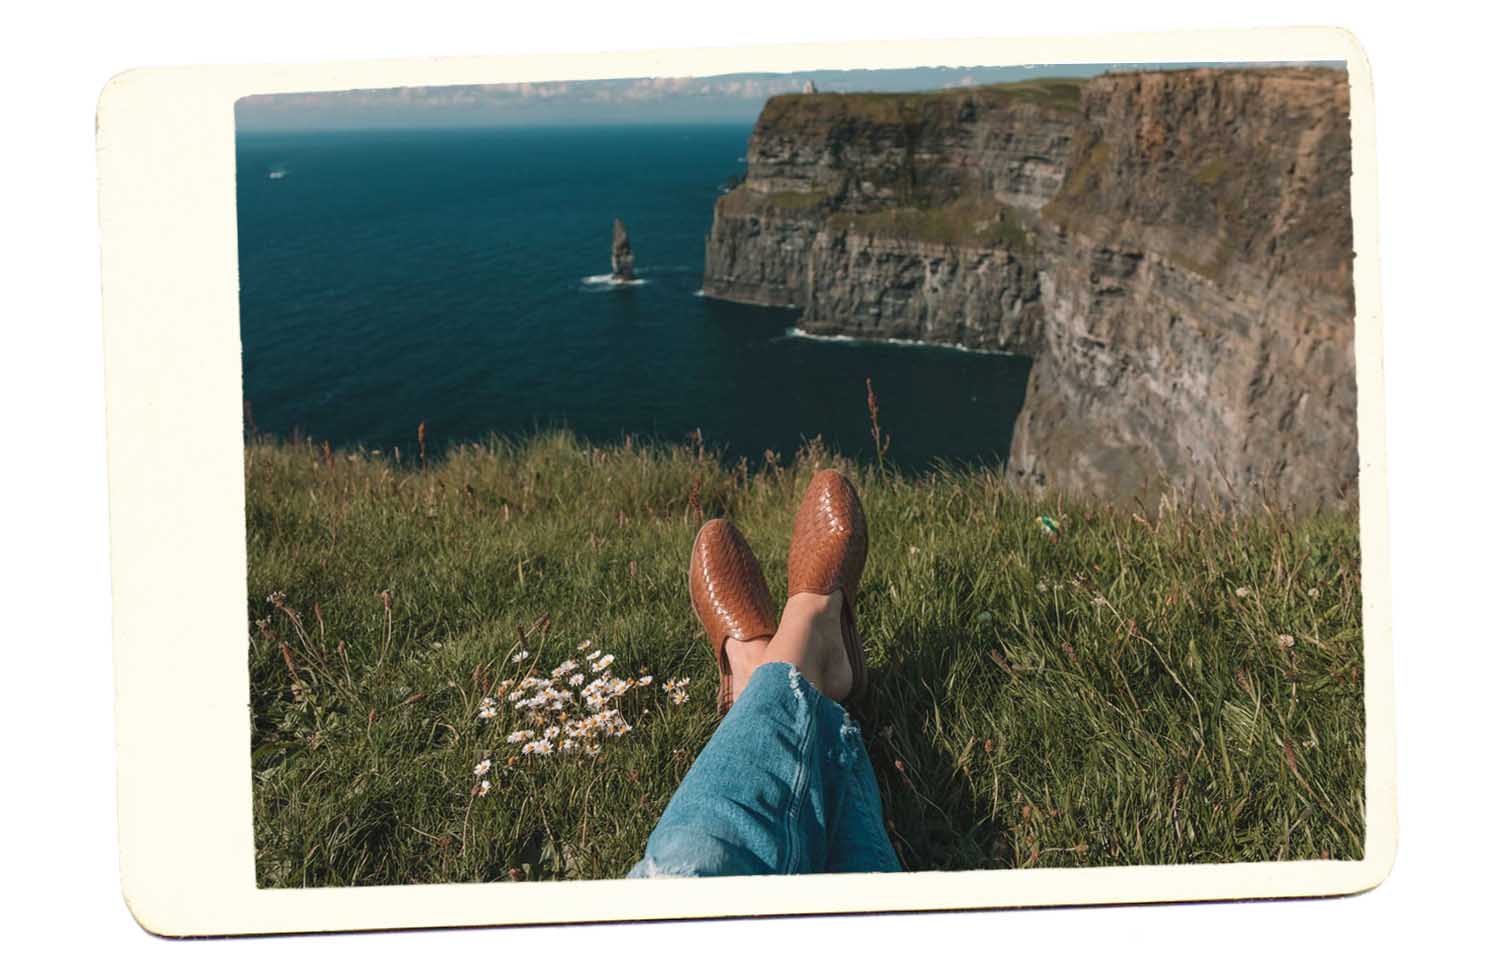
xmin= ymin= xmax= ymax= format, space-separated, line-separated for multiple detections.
xmin=627 ymin=829 xmax=773 ymax=878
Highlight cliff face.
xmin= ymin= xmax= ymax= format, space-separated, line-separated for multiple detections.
xmin=1013 ymin=70 xmax=1356 ymax=507
xmin=702 ymin=69 xmax=1356 ymax=508
xmin=704 ymin=83 xmax=1077 ymax=352
xmin=799 ymin=230 xmax=1047 ymax=350
xmin=738 ymin=86 xmax=1079 ymax=210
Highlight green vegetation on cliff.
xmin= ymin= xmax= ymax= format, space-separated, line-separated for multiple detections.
xmin=759 ymin=77 xmax=1086 ymax=125
xmin=247 ymin=432 xmax=1364 ymax=885
xmin=718 ymin=185 xmax=829 ymax=215
xmin=829 ymin=195 xmax=1036 ymax=250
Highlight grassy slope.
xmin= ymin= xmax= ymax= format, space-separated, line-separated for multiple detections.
xmin=247 ymin=433 xmax=1364 ymax=886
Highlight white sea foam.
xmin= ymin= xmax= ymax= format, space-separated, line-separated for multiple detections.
xmin=580 ymin=273 xmax=646 ymax=289
xmin=782 ymin=327 xmax=1020 ymax=356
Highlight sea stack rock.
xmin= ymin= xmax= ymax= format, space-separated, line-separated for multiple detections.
xmin=803 ymin=80 xmax=818 ymax=94
xmin=610 ymin=218 xmax=635 ymax=282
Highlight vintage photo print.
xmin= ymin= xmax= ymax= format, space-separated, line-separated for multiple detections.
xmin=98 ymin=27 xmax=1392 ymax=935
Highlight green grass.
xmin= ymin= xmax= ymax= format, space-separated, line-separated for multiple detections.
xmin=718 ymin=187 xmax=1035 ymax=250
xmin=1194 ymin=159 xmax=1229 ymax=187
xmin=247 ymin=432 xmax=1365 ymax=886
xmin=765 ymin=190 xmax=829 ymax=211
xmin=760 ymin=78 xmax=1086 ymax=126
xmin=716 ymin=185 xmax=830 ymax=218
xmin=830 ymin=195 xmax=1035 ymax=250
xmin=1041 ymin=139 xmax=1112 ymax=229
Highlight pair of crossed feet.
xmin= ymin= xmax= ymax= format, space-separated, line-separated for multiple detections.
xmin=691 ymin=468 xmax=868 ymax=715
xmin=721 ymin=589 xmax=854 ymax=706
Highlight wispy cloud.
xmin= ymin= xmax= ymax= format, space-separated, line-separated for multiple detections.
xmin=240 ymin=73 xmax=810 ymax=122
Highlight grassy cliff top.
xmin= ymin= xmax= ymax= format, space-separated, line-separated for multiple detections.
xmin=1086 ymin=64 xmax=1349 ymax=84
xmin=247 ymin=431 xmax=1364 ymax=885
xmin=758 ymin=77 xmax=1086 ymax=126
xmin=752 ymin=67 xmax=1345 ymax=131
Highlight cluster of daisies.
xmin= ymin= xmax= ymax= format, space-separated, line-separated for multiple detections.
xmin=662 ymin=677 xmax=692 ymax=706
xmin=470 ymin=640 xmax=694 ymax=794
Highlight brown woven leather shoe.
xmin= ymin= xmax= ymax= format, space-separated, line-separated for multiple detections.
xmin=786 ymin=469 xmax=869 ymax=704
xmin=689 ymin=519 xmax=777 ymax=716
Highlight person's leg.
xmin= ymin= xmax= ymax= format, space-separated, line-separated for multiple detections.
xmin=764 ymin=591 xmax=900 ymax=872
xmin=757 ymin=591 xmax=854 ymax=701
xmin=626 ymin=660 xmax=840 ymax=876
xmin=628 ymin=591 xmax=901 ymax=877
xmin=822 ymin=708 xmax=902 ymax=874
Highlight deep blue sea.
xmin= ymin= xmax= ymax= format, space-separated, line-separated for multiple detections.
xmin=235 ymin=125 xmax=1031 ymax=473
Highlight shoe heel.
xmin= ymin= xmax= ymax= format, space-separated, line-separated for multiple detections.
xmin=716 ymin=647 xmax=734 ymax=717
xmin=841 ymin=596 xmax=867 ymax=705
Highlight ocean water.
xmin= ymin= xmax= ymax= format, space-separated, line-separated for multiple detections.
xmin=235 ymin=125 xmax=1032 ymax=473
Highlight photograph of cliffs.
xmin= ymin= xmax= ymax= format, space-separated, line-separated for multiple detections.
xmin=237 ymin=61 xmax=1366 ymax=887
xmin=704 ymin=67 xmax=1355 ymax=509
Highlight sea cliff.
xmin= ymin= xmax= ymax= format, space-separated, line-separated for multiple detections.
xmin=701 ymin=68 xmax=1356 ymax=508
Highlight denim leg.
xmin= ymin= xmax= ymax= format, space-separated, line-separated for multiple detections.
xmin=824 ymin=707 xmax=903 ymax=874
xmin=628 ymin=660 xmax=902 ymax=878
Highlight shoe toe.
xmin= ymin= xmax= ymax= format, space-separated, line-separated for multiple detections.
xmin=690 ymin=519 xmax=775 ymax=648
xmin=788 ymin=470 xmax=867 ymax=598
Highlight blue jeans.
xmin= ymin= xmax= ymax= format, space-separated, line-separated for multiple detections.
xmin=628 ymin=661 xmax=902 ymax=877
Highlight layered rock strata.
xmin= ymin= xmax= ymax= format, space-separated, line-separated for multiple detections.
xmin=701 ymin=69 xmax=1356 ymax=508
xmin=611 ymin=218 xmax=635 ymax=282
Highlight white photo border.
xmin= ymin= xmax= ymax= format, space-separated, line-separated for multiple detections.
xmin=97 ymin=26 xmax=1393 ymax=936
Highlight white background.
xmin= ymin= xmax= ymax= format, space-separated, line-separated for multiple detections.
xmin=3 ymin=0 xmax=1494 ymax=964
